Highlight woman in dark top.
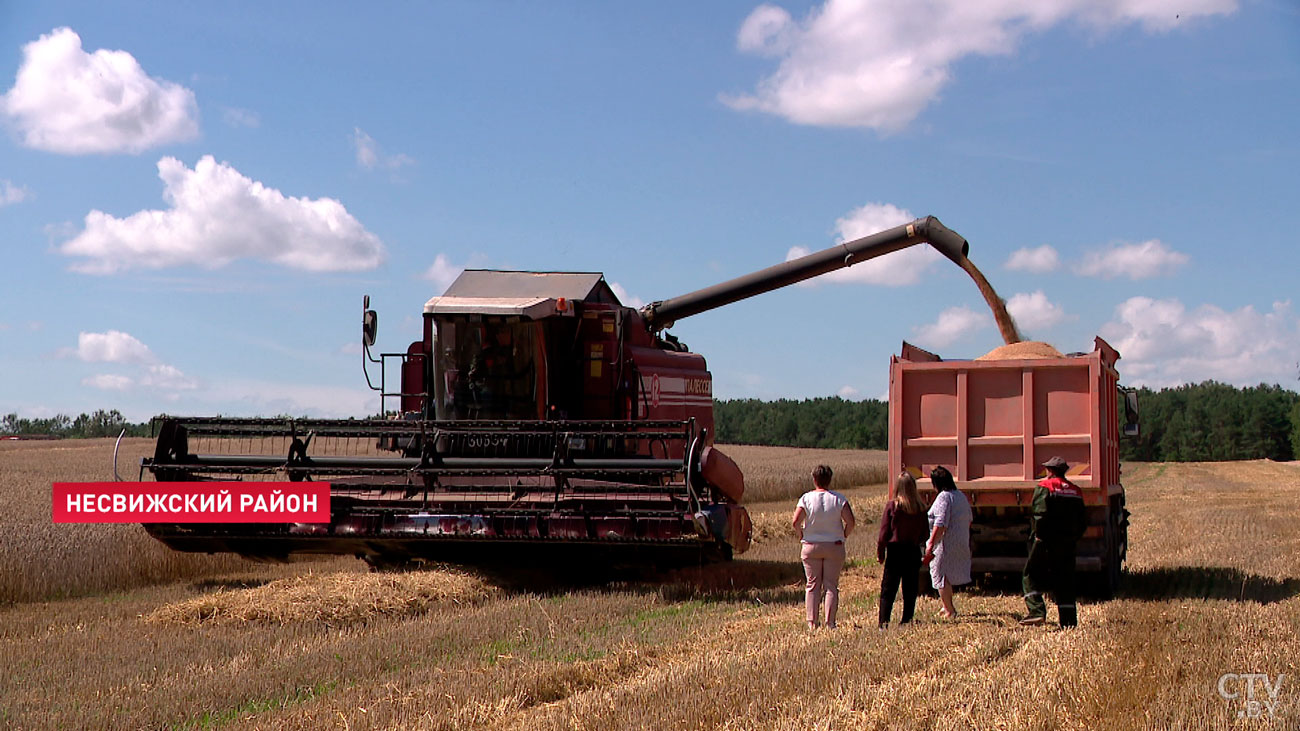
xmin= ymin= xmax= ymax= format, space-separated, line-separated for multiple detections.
xmin=877 ymin=471 xmax=929 ymax=627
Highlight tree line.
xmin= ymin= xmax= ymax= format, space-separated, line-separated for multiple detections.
xmin=1121 ymin=382 xmax=1299 ymax=462
xmin=714 ymin=397 xmax=890 ymax=450
xmin=1 ymin=410 xmax=151 ymax=439
xmin=6 ymin=381 xmax=1300 ymax=461
xmin=1 ymin=411 xmax=390 ymax=440
xmin=715 ymin=381 xmax=1300 ymax=462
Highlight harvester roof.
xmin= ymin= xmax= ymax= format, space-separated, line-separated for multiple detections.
xmin=424 ymin=270 xmax=624 ymax=319
xmin=444 ymin=270 xmax=617 ymax=301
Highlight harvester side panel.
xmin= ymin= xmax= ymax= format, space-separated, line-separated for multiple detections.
xmin=629 ymin=345 xmax=712 ymax=438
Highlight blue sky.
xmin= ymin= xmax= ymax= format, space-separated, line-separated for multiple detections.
xmin=1 ymin=0 xmax=1297 ymax=421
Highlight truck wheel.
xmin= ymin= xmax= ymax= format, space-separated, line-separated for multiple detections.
xmin=1091 ymin=509 xmax=1123 ymax=599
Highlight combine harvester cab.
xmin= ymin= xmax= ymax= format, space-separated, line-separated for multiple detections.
xmin=888 ymin=338 xmax=1135 ymax=596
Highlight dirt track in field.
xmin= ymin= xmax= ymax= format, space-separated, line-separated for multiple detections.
xmin=2 ymin=440 xmax=1299 ymax=729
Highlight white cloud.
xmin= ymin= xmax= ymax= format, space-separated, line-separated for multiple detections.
xmin=1101 ymin=296 xmax=1300 ymax=388
xmin=711 ymin=370 xmax=768 ymax=400
xmin=737 ymin=5 xmax=796 ymax=55
xmin=203 ymin=379 xmax=377 ymax=418
xmin=354 ymin=128 xmax=379 ymax=168
xmin=5 ymin=405 xmax=60 ymax=420
xmin=72 ymin=330 xmax=156 ymax=364
xmin=353 ymin=127 xmax=414 ymax=171
xmin=221 ymin=107 xmax=260 ymax=128
xmin=1006 ymin=290 xmax=1068 ymax=334
xmin=339 ymin=342 xmax=364 ymax=356
xmin=1076 ymin=239 xmax=1189 ymax=279
xmin=1 ymin=180 xmax=31 ymax=206
xmin=422 ymin=254 xmax=463 ymax=294
xmin=59 ymin=155 xmax=385 ymax=274
xmin=837 ymin=385 xmax=860 ymax=399
xmin=1005 ymin=245 xmax=1059 ymax=273
xmin=68 ymin=330 xmax=196 ymax=393
xmin=787 ymin=202 xmax=939 ymax=286
xmin=610 ymin=282 xmax=645 ymax=309
xmin=140 ymin=364 xmax=197 ymax=390
xmin=2 ymin=27 xmax=199 ymax=154
xmin=913 ymin=306 xmax=990 ymax=349
xmin=724 ymin=0 xmax=1236 ymax=131
xmin=833 ymin=202 xmax=911 ymax=242
xmin=82 ymin=373 xmax=133 ymax=390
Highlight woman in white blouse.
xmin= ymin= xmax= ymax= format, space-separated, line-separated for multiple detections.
xmin=792 ymin=465 xmax=856 ymax=629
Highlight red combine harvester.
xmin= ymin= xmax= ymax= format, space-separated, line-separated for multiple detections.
xmin=888 ymin=339 xmax=1138 ymax=594
xmin=140 ymin=217 xmax=970 ymax=568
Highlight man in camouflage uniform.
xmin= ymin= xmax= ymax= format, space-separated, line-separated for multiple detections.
xmin=1020 ymin=456 xmax=1087 ymax=627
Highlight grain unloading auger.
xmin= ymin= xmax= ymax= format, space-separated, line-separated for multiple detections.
xmin=140 ymin=217 xmax=970 ymax=568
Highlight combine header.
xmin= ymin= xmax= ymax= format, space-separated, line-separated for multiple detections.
xmin=140 ymin=217 xmax=971 ymax=568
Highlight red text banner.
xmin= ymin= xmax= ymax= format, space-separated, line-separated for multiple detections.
xmin=53 ymin=482 xmax=331 ymax=524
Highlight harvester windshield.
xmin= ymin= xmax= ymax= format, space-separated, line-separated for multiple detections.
xmin=434 ymin=316 xmax=541 ymax=420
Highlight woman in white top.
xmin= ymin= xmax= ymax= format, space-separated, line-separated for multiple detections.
xmin=924 ymin=465 xmax=973 ymax=618
xmin=792 ymin=465 xmax=856 ymax=629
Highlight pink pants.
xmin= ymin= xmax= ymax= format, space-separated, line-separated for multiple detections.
xmin=801 ymin=541 xmax=845 ymax=628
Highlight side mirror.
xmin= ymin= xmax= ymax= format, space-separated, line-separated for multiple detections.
xmin=1122 ymin=389 xmax=1140 ymax=438
xmin=362 ymin=295 xmax=378 ymax=348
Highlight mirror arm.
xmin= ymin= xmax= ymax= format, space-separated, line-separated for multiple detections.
xmin=362 ymin=342 xmax=381 ymax=391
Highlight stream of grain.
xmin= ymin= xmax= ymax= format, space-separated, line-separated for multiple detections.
xmin=959 ymin=256 xmax=1021 ymax=346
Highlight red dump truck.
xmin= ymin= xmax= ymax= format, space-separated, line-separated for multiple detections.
xmin=887 ymin=337 xmax=1134 ymax=596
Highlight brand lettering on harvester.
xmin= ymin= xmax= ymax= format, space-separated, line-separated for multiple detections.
xmin=684 ymin=378 xmax=712 ymax=396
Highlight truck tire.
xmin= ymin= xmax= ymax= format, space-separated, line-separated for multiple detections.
xmin=1089 ymin=505 xmax=1124 ymax=599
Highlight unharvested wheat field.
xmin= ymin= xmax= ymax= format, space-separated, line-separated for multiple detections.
xmin=2 ymin=439 xmax=1299 ymax=729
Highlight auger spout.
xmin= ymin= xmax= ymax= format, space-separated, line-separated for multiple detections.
xmin=640 ymin=216 xmax=969 ymax=329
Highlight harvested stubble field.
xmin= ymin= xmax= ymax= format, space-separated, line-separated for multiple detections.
xmin=2 ymin=440 xmax=1299 ymax=729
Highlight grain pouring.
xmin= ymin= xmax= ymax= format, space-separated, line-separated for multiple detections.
xmin=958 ymin=256 xmax=1022 ymax=346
